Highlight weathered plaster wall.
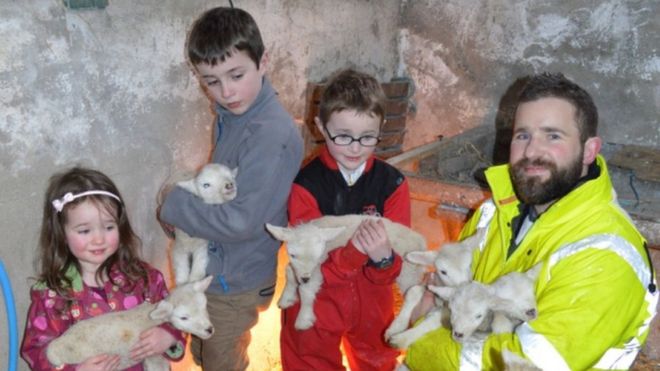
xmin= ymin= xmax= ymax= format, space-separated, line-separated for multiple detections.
xmin=2 ymin=0 xmax=658 ymax=368
xmin=0 ymin=1 xmax=401 ymax=368
xmin=399 ymin=0 xmax=659 ymax=151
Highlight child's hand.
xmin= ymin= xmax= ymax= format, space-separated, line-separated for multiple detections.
xmin=351 ymin=219 xmax=393 ymax=262
xmin=75 ymin=353 xmax=121 ymax=371
xmin=129 ymin=327 xmax=176 ymax=362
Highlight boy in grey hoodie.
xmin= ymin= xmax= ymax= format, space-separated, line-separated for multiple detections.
xmin=158 ymin=6 xmax=303 ymax=371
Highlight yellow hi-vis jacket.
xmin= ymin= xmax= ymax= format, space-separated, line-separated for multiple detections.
xmin=405 ymin=155 xmax=657 ymax=370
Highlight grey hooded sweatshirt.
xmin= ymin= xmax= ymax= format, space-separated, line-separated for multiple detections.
xmin=161 ymin=78 xmax=303 ymax=295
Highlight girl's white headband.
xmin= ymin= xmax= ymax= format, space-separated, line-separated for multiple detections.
xmin=52 ymin=190 xmax=121 ymax=213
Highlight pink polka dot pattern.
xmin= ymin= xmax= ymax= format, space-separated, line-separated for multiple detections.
xmin=123 ymin=295 xmax=138 ymax=309
xmin=34 ymin=316 xmax=48 ymax=331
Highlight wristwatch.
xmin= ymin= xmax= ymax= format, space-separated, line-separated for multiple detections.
xmin=367 ymin=253 xmax=395 ymax=270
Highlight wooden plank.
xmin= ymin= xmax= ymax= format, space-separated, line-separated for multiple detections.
xmin=610 ymin=144 xmax=660 ymax=183
xmin=386 ymin=139 xmax=445 ymax=166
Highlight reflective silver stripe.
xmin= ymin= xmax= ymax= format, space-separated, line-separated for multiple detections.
xmin=517 ymin=323 xmax=570 ymax=371
xmin=593 ymin=287 xmax=658 ymax=369
xmin=476 ymin=200 xmax=496 ymax=251
xmin=547 ymin=234 xmax=652 ymax=289
xmin=521 ymin=234 xmax=657 ymax=370
xmin=459 ymin=337 xmax=485 ymax=370
xmin=476 ymin=200 xmax=495 ymax=230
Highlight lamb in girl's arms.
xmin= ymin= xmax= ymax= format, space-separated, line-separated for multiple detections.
xmin=172 ymin=163 xmax=237 ymax=285
xmin=266 ymin=214 xmax=427 ymax=330
xmin=47 ymin=276 xmax=215 ymax=370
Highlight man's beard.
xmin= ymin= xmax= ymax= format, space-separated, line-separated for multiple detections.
xmin=510 ymin=155 xmax=584 ymax=206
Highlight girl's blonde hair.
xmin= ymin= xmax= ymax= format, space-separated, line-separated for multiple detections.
xmin=38 ymin=167 xmax=147 ymax=298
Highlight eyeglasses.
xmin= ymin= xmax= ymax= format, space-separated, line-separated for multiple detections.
xmin=323 ymin=126 xmax=381 ymax=147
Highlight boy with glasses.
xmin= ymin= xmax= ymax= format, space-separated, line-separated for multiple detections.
xmin=280 ymin=68 xmax=411 ymax=370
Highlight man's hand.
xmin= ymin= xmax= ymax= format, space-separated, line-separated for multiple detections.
xmin=350 ymin=219 xmax=393 ymax=262
xmin=411 ymin=272 xmax=439 ymax=322
xmin=129 ymin=327 xmax=176 ymax=362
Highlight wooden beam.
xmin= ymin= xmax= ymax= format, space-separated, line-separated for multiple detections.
xmin=386 ymin=138 xmax=445 ymax=166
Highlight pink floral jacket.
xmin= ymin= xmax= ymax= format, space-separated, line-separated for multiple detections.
xmin=21 ymin=263 xmax=186 ymax=370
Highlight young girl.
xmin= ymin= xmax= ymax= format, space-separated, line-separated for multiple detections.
xmin=21 ymin=167 xmax=186 ymax=371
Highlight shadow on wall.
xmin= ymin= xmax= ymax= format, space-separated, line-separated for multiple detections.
xmin=492 ymin=76 xmax=530 ymax=165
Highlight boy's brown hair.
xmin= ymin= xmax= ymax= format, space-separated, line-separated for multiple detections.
xmin=186 ymin=7 xmax=264 ymax=68
xmin=318 ymin=69 xmax=386 ymax=126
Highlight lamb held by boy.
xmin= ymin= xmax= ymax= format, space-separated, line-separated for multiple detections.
xmin=266 ymin=214 xmax=427 ymax=330
xmin=171 ymin=163 xmax=237 ymax=285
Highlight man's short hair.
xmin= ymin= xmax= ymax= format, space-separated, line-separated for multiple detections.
xmin=517 ymin=72 xmax=598 ymax=142
xmin=318 ymin=69 xmax=386 ymax=126
xmin=186 ymin=7 xmax=264 ymax=68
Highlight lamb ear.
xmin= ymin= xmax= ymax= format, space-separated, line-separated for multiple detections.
xmin=231 ymin=167 xmax=238 ymax=178
xmin=525 ymin=263 xmax=543 ymax=281
xmin=194 ymin=275 xmax=214 ymax=292
xmin=265 ymin=224 xmax=294 ymax=242
xmin=177 ymin=178 xmax=198 ymax=194
xmin=428 ymin=285 xmax=455 ymax=300
xmin=150 ymin=301 xmax=174 ymax=320
xmin=460 ymin=227 xmax=487 ymax=250
xmin=405 ymin=250 xmax=439 ymax=266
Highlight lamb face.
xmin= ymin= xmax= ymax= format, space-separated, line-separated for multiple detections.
xmin=178 ymin=163 xmax=238 ymax=204
xmin=491 ymin=264 xmax=542 ymax=322
xmin=266 ymin=223 xmax=345 ymax=283
xmin=430 ymin=228 xmax=486 ymax=286
xmin=430 ymin=282 xmax=493 ymax=342
xmin=151 ymin=276 xmax=215 ymax=339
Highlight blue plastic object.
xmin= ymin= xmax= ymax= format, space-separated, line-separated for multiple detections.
xmin=0 ymin=260 xmax=18 ymax=371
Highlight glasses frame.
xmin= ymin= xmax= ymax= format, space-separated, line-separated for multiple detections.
xmin=322 ymin=126 xmax=381 ymax=147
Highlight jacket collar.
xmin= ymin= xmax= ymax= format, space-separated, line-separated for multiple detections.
xmin=63 ymin=263 xmax=130 ymax=295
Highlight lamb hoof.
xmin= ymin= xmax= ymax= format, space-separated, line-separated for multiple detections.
xmin=387 ymin=333 xmax=410 ymax=349
xmin=385 ymin=322 xmax=406 ymax=342
xmin=294 ymin=316 xmax=315 ymax=330
xmin=278 ymin=297 xmax=296 ymax=309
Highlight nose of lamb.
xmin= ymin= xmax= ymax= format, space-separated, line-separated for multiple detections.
xmin=206 ymin=326 xmax=215 ymax=336
xmin=225 ymin=183 xmax=234 ymax=191
xmin=526 ymin=308 xmax=537 ymax=319
xmin=301 ymin=277 xmax=310 ymax=284
xmin=453 ymin=331 xmax=464 ymax=341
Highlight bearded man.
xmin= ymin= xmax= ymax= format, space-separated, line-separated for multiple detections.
xmin=403 ymin=72 xmax=657 ymax=370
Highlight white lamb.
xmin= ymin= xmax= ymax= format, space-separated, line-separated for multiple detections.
xmin=46 ymin=275 xmax=214 ymax=371
xmin=385 ymin=228 xmax=486 ymax=349
xmin=265 ymin=214 xmax=427 ymax=330
xmin=172 ymin=163 xmax=237 ymax=285
xmin=429 ymin=264 xmax=542 ymax=342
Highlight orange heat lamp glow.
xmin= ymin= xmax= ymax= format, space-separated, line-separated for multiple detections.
xmin=172 ymin=196 xmax=469 ymax=370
